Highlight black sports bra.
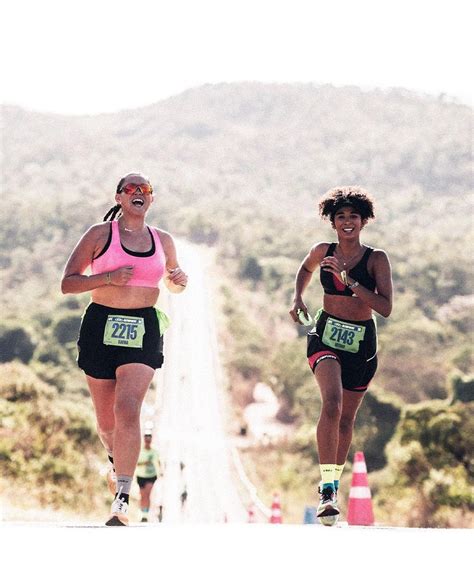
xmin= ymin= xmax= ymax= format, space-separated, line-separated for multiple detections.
xmin=320 ymin=243 xmax=376 ymax=296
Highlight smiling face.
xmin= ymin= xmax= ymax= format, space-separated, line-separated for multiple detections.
xmin=332 ymin=206 xmax=366 ymax=240
xmin=115 ymin=174 xmax=153 ymax=215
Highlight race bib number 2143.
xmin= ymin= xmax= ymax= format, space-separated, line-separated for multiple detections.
xmin=103 ymin=315 xmax=145 ymax=348
xmin=322 ymin=317 xmax=366 ymax=354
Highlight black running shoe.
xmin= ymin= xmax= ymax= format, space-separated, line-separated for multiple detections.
xmin=317 ymin=485 xmax=340 ymax=518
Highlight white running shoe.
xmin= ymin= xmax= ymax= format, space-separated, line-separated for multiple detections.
xmin=105 ymin=496 xmax=129 ymax=526
xmin=320 ymin=512 xmax=339 ymax=527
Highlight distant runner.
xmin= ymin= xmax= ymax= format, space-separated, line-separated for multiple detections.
xmin=136 ymin=433 xmax=162 ymax=522
xmin=180 ymin=485 xmax=188 ymax=510
xmin=61 ymin=172 xmax=187 ymax=526
xmin=289 ymin=186 xmax=393 ymax=525
xmin=179 ymin=461 xmax=188 ymax=511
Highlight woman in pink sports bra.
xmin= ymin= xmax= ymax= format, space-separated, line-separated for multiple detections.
xmin=61 ymin=172 xmax=187 ymax=526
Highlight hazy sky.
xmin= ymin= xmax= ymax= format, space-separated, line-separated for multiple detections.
xmin=2 ymin=0 xmax=472 ymax=115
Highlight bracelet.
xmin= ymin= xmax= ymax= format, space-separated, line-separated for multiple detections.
xmin=348 ymin=280 xmax=360 ymax=289
xmin=340 ymin=270 xmax=348 ymax=286
xmin=106 ymin=272 xmax=111 ymax=285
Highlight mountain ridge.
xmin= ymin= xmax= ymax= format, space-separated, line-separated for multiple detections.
xmin=3 ymin=82 xmax=470 ymax=205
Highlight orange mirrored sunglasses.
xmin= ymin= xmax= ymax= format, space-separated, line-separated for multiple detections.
xmin=119 ymin=182 xmax=153 ymax=195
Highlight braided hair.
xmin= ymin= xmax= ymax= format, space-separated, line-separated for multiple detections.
xmin=102 ymin=172 xmax=151 ymax=222
xmin=103 ymin=204 xmax=122 ymax=222
xmin=318 ymin=186 xmax=375 ymax=225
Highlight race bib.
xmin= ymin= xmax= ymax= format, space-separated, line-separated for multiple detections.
xmin=322 ymin=317 xmax=366 ymax=354
xmin=103 ymin=315 xmax=145 ymax=348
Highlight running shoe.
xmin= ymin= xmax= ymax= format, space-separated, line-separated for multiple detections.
xmin=317 ymin=485 xmax=339 ymax=518
xmin=106 ymin=467 xmax=117 ymax=496
xmin=320 ymin=512 xmax=339 ymax=527
xmin=105 ymin=496 xmax=129 ymax=526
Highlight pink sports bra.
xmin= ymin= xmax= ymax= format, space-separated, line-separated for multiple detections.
xmin=91 ymin=221 xmax=166 ymax=288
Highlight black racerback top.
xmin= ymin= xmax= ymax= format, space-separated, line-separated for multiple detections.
xmin=320 ymin=243 xmax=376 ymax=296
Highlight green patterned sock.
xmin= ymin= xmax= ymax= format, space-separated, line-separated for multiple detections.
xmin=334 ymin=463 xmax=345 ymax=490
xmin=319 ymin=464 xmax=336 ymax=490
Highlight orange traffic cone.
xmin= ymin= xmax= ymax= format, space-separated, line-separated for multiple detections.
xmin=269 ymin=493 xmax=282 ymax=524
xmin=247 ymin=504 xmax=256 ymax=523
xmin=347 ymin=451 xmax=374 ymax=526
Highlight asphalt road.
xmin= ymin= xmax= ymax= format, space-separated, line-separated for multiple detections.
xmin=150 ymin=242 xmax=248 ymax=523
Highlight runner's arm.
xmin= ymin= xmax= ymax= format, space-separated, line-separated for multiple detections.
xmin=156 ymin=230 xmax=188 ymax=292
xmin=289 ymin=243 xmax=327 ymax=322
xmin=61 ymin=225 xmax=134 ymax=293
xmin=61 ymin=227 xmax=109 ymax=293
xmin=154 ymin=452 xmax=162 ymax=475
xmin=346 ymin=250 xmax=393 ymax=317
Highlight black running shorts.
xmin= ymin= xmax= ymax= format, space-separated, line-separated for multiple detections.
xmin=136 ymin=475 xmax=158 ymax=488
xmin=307 ymin=310 xmax=377 ymax=392
xmin=77 ymin=303 xmax=164 ymax=380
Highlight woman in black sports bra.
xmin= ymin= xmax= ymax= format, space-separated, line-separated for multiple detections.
xmin=289 ymin=186 xmax=393 ymax=522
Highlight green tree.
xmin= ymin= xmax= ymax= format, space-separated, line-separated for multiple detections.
xmin=375 ymin=399 xmax=474 ymax=527
xmin=353 ymin=390 xmax=401 ymax=470
xmin=52 ymin=313 xmax=82 ymax=345
xmin=448 ymin=373 xmax=474 ymax=404
xmin=0 ymin=324 xmax=36 ymax=364
xmin=239 ymin=256 xmax=263 ymax=283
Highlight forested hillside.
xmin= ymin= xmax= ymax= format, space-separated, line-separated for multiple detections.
xmin=1 ymin=83 xmax=472 ymax=526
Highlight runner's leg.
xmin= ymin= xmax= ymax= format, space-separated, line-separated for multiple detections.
xmin=336 ymin=389 xmax=366 ymax=465
xmin=314 ymin=359 xmax=343 ymax=464
xmin=314 ymin=359 xmax=342 ymax=519
xmin=86 ymin=376 xmax=116 ymax=455
xmin=105 ymin=364 xmax=154 ymax=526
xmin=113 ymin=363 xmax=155 ymax=477
xmin=143 ymin=481 xmax=153 ymax=510
xmin=139 ymin=484 xmax=146 ymax=511
xmin=139 ymin=482 xmax=153 ymax=521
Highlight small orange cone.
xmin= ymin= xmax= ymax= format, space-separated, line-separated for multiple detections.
xmin=247 ymin=504 xmax=256 ymax=523
xmin=269 ymin=493 xmax=282 ymax=524
xmin=347 ymin=451 xmax=374 ymax=526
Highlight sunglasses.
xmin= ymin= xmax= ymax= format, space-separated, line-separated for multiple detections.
xmin=119 ymin=183 xmax=153 ymax=195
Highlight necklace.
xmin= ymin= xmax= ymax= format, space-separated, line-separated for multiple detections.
xmin=120 ymin=222 xmax=144 ymax=233
xmin=336 ymin=244 xmax=364 ymax=267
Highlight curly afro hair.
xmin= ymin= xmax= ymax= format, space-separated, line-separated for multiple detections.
xmin=318 ymin=186 xmax=375 ymax=224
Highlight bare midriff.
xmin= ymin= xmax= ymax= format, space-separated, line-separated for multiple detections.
xmin=323 ymin=295 xmax=372 ymax=322
xmin=91 ymin=285 xmax=160 ymax=309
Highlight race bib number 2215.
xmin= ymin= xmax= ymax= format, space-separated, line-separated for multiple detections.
xmin=103 ymin=315 xmax=145 ymax=348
